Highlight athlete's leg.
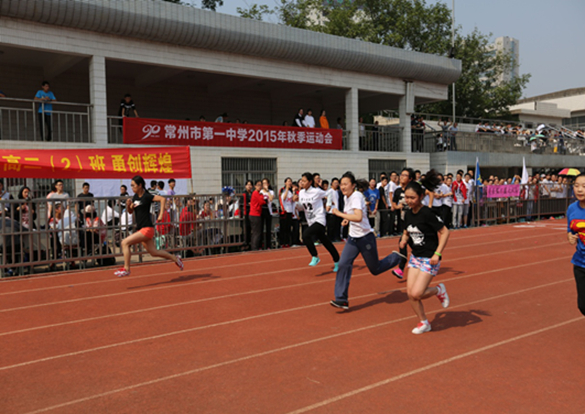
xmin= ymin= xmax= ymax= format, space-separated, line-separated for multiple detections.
xmin=121 ymin=232 xmax=150 ymax=271
xmin=334 ymin=237 xmax=359 ymax=302
xmin=406 ymin=267 xmax=438 ymax=322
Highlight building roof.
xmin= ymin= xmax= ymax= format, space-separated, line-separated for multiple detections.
xmin=518 ymin=87 xmax=585 ymax=103
xmin=0 ymin=0 xmax=461 ymax=85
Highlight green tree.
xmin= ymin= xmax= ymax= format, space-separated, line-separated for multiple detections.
xmin=239 ymin=0 xmax=530 ymax=118
xmin=201 ymin=0 xmax=223 ymax=11
xmin=419 ymin=29 xmax=531 ymax=118
xmin=237 ymin=4 xmax=273 ymax=21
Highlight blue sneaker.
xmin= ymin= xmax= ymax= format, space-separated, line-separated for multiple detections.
xmin=309 ymin=257 xmax=321 ymax=267
xmin=333 ymin=262 xmax=339 ymax=272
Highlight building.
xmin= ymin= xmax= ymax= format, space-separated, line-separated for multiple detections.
xmin=0 ymin=0 xmax=460 ymax=195
xmin=512 ymin=87 xmax=585 ymax=130
xmin=489 ymin=36 xmax=520 ymax=85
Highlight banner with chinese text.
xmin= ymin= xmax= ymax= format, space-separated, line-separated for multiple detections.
xmin=0 ymin=147 xmax=191 ymax=179
xmin=486 ymin=184 xmax=521 ymax=198
xmin=123 ymin=118 xmax=343 ymax=150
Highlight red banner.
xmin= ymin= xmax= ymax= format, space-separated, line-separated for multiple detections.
xmin=123 ymin=118 xmax=343 ymax=150
xmin=0 ymin=147 xmax=191 ymax=179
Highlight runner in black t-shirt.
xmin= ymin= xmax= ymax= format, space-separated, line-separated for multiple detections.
xmin=114 ymin=175 xmax=183 ymax=278
xmin=391 ymin=168 xmax=415 ymax=279
xmin=399 ymin=170 xmax=450 ymax=335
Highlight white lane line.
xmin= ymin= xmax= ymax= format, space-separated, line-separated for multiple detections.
xmin=0 ymin=258 xmax=572 ymax=371
xmin=0 ymin=254 xmax=570 ymax=338
xmin=0 ymin=225 xmax=559 ymax=288
xmin=21 ymin=279 xmax=577 ymax=414
xmin=285 ymin=317 xmax=584 ymax=414
xmin=0 ymin=242 xmax=569 ymax=314
xmin=0 ymin=232 xmax=562 ymax=297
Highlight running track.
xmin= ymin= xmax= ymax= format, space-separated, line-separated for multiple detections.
xmin=0 ymin=221 xmax=584 ymax=414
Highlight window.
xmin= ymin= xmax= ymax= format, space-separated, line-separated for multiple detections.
xmin=222 ymin=158 xmax=277 ymax=194
xmin=368 ymin=159 xmax=406 ymax=181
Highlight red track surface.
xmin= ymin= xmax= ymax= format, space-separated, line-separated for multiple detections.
xmin=0 ymin=220 xmax=583 ymax=413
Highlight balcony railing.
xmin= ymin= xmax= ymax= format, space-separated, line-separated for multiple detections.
xmin=359 ymin=125 xmax=402 ymax=152
xmin=0 ymin=97 xmax=92 ymax=143
xmin=418 ymin=131 xmax=579 ymax=155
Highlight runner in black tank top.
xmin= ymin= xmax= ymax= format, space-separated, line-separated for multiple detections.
xmin=114 ymin=175 xmax=184 ymax=278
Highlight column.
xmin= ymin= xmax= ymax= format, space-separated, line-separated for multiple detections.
xmin=89 ymin=55 xmax=108 ymax=146
xmin=399 ymin=81 xmax=414 ymax=153
xmin=345 ymin=87 xmax=359 ymax=152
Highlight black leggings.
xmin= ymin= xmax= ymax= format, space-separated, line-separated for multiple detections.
xmin=279 ymin=212 xmax=293 ymax=246
xmin=302 ymin=223 xmax=339 ymax=262
xmin=261 ymin=209 xmax=272 ymax=249
xmin=574 ymin=265 xmax=585 ymax=316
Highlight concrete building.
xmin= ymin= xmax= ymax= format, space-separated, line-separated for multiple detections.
xmin=512 ymin=87 xmax=585 ymax=129
xmin=490 ymin=36 xmax=520 ymax=85
xmin=0 ymin=0 xmax=460 ymax=195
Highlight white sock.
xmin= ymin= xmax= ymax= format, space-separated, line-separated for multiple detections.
xmin=421 ymin=319 xmax=429 ymax=325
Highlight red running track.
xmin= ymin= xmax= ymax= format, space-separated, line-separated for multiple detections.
xmin=0 ymin=220 xmax=583 ymax=414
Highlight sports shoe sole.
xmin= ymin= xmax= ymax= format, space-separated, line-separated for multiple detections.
xmin=330 ymin=300 xmax=349 ymax=310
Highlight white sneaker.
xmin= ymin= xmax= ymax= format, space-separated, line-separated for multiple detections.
xmin=411 ymin=321 xmax=431 ymax=335
xmin=436 ymin=283 xmax=450 ymax=308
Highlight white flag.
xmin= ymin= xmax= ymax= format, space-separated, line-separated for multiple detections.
xmin=521 ymin=157 xmax=529 ymax=184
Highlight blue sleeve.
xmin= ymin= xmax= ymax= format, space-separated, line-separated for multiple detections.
xmin=35 ymin=90 xmax=42 ymax=99
xmin=49 ymin=92 xmax=56 ymax=100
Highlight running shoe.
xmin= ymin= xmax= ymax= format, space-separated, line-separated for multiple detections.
xmin=412 ymin=320 xmax=431 ymax=334
xmin=392 ymin=268 xmax=404 ymax=279
xmin=175 ymin=255 xmax=184 ymax=271
xmin=114 ymin=268 xmax=130 ymax=278
xmin=309 ymin=257 xmax=321 ymax=267
xmin=436 ymin=283 xmax=450 ymax=308
xmin=392 ymin=250 xmax=408 ymax=260
xmin=333 ymin=262 xmax=339 ymax=272
xmin=330 ymin=300 xmax=349 ymax=310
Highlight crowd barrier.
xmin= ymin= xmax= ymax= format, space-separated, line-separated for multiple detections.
xmin=0 ymin=194 xmax=244 ymax=277
xmin=474 ymin=185 xmax=572 ymax=227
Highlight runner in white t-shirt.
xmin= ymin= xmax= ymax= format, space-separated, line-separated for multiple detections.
xmin=329 ymin=172 xmax=403 ymax=309
xmin=299 ymin=172 xmax=340 ymax=270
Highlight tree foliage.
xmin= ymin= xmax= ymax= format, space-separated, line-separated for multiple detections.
xmin=238 ymin=0 xmax=530 ymax=118
xmin=236 ymin=4 xmax=273 ymax=21
xmin=201 ymin=0 xmax=223 ymax=11
xmin=419 ymin=29 xmax=531 ymax=118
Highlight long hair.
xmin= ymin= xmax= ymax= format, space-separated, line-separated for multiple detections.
xmin=132 ymin=175 xmax=146 ymax=190
xmin=405 ymin=169 xmax=441 ymax=198
xmin=302 ymin=172 xmax=315 ymax=188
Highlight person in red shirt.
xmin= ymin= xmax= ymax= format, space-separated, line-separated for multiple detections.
xmin=250 ymin=180 xmax=267 ymax=250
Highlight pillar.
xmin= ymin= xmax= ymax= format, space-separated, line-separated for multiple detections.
xmin=89 ymin=55 xmax=108 ymax=146
xmin=399 ymin=81 xmax=414 ymax=153
xmin=345 ymin=87 xmax=359 ymax=152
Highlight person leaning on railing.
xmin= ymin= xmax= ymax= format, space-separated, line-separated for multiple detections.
xmin=14 ymin=186 xmax=36 ymax=230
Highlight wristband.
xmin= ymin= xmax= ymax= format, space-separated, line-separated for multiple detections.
xmin=434 ymin=251 xmax=442 ymax=257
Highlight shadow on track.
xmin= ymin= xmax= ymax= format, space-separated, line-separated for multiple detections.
xmin=430 ymin=309 xmax=492 ymax=332
xmin=127 ymin=273 xmax=216 ymax=289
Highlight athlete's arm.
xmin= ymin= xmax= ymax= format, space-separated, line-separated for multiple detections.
xmin=431 ymin=226 xmax=450 ymax=265
xmin=399 ymin=230 xmax=409 ymax=249
xmin=568 ymin=232 xmax=579 ymax=245
xmin=332 ymin=207 xmax=362 ymax=223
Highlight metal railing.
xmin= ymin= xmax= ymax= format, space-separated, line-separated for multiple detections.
xmin=474 ymin=184 xmax=572 ymax=227
xmin=0 ymin=97 xmax=92 ymax=143
xmin=108 ymin=115 xmax=124 ymax=144
xmin=0 ymin=194 xmax=245 ymax=277
xmin=359 ymin=125 xmax=401 ymax=152
xmin=419 ymin=131 xmax=576 ymax=155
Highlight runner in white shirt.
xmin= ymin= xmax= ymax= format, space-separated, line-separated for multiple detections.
xmin=329 ymin=172 xmax=402 ymax=309
xmin=299 ymin=172 xmax=340 ymax=269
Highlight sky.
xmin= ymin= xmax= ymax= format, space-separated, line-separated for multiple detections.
xmin=189 ymin=0 xmax=585 ymax=98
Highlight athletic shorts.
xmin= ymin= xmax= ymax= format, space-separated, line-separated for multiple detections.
xmin=139 ymin=227 xmax=155 ymax=239
xmin=462 ymin=204 xmax=470 ymax=216
xmin=408 ymin=255 xmax=441 ymax=277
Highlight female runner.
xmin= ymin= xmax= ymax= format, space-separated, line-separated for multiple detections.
xmin=115 ymin=175 xmax=183 ymax=277
xmin=330 ymin=172 xmax=403 ymax=309
xmin=299 ymin=172 xmax=340 ymax=270
xmin=400 ymin=170 xmax=450 ymax=334
xmin=566 ymin=173 xmax=585 ymax=316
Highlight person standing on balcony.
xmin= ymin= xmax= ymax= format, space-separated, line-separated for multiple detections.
xmin=34 ymin=81 xmax=56 ymax=142
xmin=319 ymin=110 xmax=329 ymax=129
xmin=215 ymin=113 xmax=228 ymax=123
xmin=118 ymin=94 xmax=139 ymax=123
xmin=449 ymin=122 xmax=459 ymax=150
xmin=294 ymin=109 xmax=304 ymax=127
xmin=303 ymin=109 xmax=315 ymax=128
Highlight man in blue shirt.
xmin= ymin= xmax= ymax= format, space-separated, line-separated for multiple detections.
xmin=364 ymin=178 xmax=380 ymax=231
xmin=34 ymin=81 xmax=56 ymax=141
